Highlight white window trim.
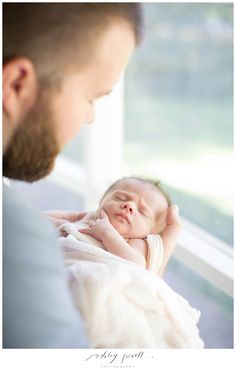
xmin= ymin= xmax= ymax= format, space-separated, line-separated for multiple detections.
xmin=174 ymin=217 xmax=233 ymax=297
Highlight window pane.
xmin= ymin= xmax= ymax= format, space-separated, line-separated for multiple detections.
xmin=165 ymin=258 xmax=233 ymax=348
xmin=124 ymin=3 xmax=233 ymax=245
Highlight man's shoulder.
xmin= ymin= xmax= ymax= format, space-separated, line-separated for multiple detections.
xmin=3 ymin=183 xmax=58 ymax=247
xmin=3 ymin=183 xmax=55 ymax=227
xmin=3 ymin=184 xmax=89 ymax=348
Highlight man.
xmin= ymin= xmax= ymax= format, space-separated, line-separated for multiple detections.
xmin=3 ymin=3 xmax=181 ymax=348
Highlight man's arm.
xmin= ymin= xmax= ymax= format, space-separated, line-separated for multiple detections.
xmin=43 ymin=210 xmax=86 ymax=228
xmin=3 ymin=186 xmax=89 ymax=348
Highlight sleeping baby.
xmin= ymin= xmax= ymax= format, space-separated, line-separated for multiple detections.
xmin=55 ymin=177 xmax=204 ymax=348
xmin=60 ymin=176 xmax=173 ymax=275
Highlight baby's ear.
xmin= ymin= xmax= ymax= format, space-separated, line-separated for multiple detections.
xmin=98 ymin=209 xmax=109 ymax=219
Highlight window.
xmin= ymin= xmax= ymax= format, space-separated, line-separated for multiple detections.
xmin=124 ymin=3 xmax=233 ymax=246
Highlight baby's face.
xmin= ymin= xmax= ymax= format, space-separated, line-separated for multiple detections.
xmin=99 ymin=179 xmax=168 ymax=239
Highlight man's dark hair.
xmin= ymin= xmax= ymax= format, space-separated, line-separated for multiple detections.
xmin=3 ymin=3 xmax=143 ymax=85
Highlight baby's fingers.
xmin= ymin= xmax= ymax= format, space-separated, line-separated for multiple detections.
xmin=79 ymin=228 xmax=93 ymax=235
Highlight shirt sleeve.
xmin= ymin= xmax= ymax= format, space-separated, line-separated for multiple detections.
xmin=3 ymin=185 xmax=89 ymax=348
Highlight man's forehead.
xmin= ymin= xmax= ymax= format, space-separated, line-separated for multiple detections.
xmin=84 ymin=22 xmax=135 ymax=92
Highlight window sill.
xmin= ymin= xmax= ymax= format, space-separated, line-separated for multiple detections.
xmin=174 ymin=218 xmax=233 ymax=297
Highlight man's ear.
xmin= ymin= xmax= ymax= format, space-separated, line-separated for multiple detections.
xmin=3 ymin=58 xmax=38 ymax=125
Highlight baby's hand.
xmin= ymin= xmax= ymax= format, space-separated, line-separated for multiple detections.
xmin=79 ymin=209 xmax=116 ymax=242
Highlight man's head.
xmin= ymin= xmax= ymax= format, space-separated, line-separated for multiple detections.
xmin=3 ymin=3 xmax=143 ymax=181
xmin=98 ymin=177 xmax=171 ymax=239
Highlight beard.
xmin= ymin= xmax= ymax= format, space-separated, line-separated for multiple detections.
xmin=3 ymin=88 xmax=60 ymax=182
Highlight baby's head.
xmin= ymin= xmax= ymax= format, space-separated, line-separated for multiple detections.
xmin=98 ymin=176 xmax=171 ymax=239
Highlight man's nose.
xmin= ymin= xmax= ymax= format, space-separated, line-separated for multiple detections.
xmin=86 ymin=105 xmax=95 ymax=124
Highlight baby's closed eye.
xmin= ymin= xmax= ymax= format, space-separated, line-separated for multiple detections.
xmin=138 ymin=208 xmax=149 ymax=218
xmin=113 ymin=194 xmax=126 ymax=201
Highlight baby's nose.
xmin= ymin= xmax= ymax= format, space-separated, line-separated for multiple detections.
xmin=123 ymin=202 xmax=134 ymax=213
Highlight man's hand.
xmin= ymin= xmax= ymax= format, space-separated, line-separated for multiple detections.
xmin=80 ymin=209 xmax=117 ymax=242
xmin=43 ymin=210 xmax=87 ymax=228
xmin=158 ymin=204 xmax=182 ymax=276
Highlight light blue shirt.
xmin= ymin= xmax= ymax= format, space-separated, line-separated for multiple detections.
xmin=3 ymin=183 xmax=89 ymax=348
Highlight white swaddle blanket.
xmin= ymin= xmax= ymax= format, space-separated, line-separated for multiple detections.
xmin=59 ymin=222 xmax=204 ymax=349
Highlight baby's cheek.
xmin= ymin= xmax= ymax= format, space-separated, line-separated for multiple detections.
xmin=104 ymin=208 xmax=112 ymax=222
xmin=99 ymin=206 xmax=110 ymax=219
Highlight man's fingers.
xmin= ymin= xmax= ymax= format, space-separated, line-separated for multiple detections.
xmin=166 ymin=204 xmax=180 ymax=225
xmin=166 ymin=205 xmax=181 ymax=225
xmin=160 ymin=205 xmax=182 ymax=248
xmin=43 ymin=210 xmax=86 ymax=222
xmin=66 ymin=211 xmax=87 ymax=222
xmin=46 ymin=216 xmax=67 ymax=228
